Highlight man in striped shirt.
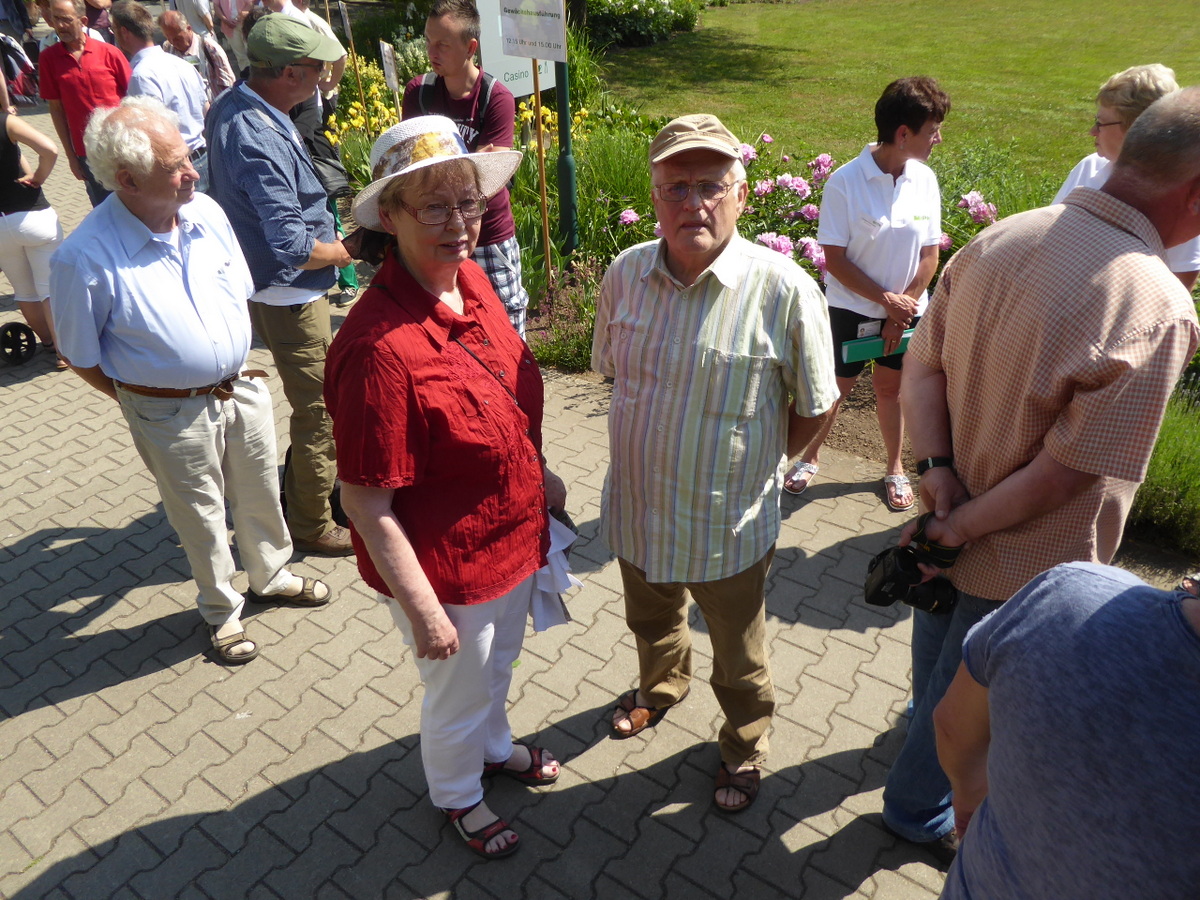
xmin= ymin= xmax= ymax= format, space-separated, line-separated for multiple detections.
xmin=592 ymin=114 xmax=839 ymax=813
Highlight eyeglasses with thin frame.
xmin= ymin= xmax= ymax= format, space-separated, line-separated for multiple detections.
xmin=1092 ymin=117 xmax=1123 ymax=130
xmin=395 ymin=196 xmax=489 ymax=225
xmin=653 ymin=180 xmax=743 ymax=205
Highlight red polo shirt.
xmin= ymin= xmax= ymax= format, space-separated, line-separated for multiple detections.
xmin=326 ymin=252 xmax=549 ymax=604
xmin=39 ymin=37 xmax=130 ymax=158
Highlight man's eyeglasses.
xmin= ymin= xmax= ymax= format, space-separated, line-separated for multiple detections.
xmin=396 ymin=197 xmax=489 ymax=225
xmin=1092 ymin=118 xmax=1123 ymax=129
xmin=653 ymin=180 xmax=742 ymax=204
xmin=291 ymin=60 xmax=331 ymax=78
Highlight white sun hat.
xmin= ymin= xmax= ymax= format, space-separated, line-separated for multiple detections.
xmin=351 ymin=115 xmax=523 ymax=231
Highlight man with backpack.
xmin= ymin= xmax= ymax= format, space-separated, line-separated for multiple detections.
xmin=402 ymin=0 xmax=529 ymax=336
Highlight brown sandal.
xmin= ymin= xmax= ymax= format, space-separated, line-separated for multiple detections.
xmin=714 ymin=764 xmax=760 ymax=813
xmin=610 ymin=687 xmax=688 ymax=740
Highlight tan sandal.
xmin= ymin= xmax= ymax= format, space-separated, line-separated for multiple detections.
xmin=209 ymin=624 xmax=259 ymax=665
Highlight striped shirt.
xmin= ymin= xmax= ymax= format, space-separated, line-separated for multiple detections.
xmin=909 ymin=187 xmax=1199 ymax=602
xmin=592 ymin=234 xmax=839 ymax=582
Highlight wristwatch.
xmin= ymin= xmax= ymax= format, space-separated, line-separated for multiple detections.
xmin=916 ymin=456 xmax=954 ymax=476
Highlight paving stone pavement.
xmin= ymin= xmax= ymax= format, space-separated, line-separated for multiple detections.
xmin=1 ymin=104 xmax=948 ymax=899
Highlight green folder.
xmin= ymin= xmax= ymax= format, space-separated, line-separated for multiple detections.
xmin=841 ymin=328 xmax=915 ymax=363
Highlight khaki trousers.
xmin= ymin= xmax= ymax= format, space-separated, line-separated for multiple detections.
xmin=618 ymin=548 xmax=776 ymax=767
xmin=249 ymin=297 xmax=336 ymax=542
xmin=118 ymin=378 xmax=293 ymax=625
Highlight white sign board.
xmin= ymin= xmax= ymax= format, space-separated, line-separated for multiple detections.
xmin=379 ymin=40 xmax=399 ymax=92
xmin=476 ymin=0 xmax=556 ymax=98
xmin=499 ymin=0 xmax=567 ymax=63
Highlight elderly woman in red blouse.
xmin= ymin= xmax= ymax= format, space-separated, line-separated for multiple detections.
xmin=325 ymin=116 xmax=566 ymax=861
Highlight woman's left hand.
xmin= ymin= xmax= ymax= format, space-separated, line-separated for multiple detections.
xmin=882 ymin=318 xmax=907 ymax=355
xmin=544 ymin=466 xmax=567 ymax=512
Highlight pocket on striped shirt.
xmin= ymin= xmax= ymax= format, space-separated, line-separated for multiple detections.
xmin=701 ymin=350 xmax=771 ymax=421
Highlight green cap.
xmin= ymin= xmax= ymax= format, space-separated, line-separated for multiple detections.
xmin=247 ymin=13 xmax=344 ymax=68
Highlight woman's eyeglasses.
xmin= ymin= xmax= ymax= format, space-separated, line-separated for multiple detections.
xmin=396 ymin=197 xmax=489 ymax=225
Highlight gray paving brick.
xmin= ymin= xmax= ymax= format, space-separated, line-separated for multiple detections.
xmin=141 ymin=732 xmax=231 ymax=804
xmin=10 ymin=780 xmax=104 ymax=859
xmin=128 ymin=828 xmax=229 ymax=899
xmin=72 ymin=778 xmax=168 ymax=849
xmin=80 ymin=733 xmax=171 ymax=805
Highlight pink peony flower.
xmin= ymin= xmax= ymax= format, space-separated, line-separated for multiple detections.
xmin=798 ymin=237 xmax=828 ymax=280
xmin=618 ymin=208 xmax=641 ymax=226
xmin=957 ymin=190 xmax=985 ymax=209
xmin=760 ymin=132 xmax=774 ymax=144
xmin=781 ymin=154 xmax=790 ymax=162
xmin=776 ymin=173 xmax=794 ymax=188
xmin=807 ymin=152 xmax=835 ymax=183
xmin=788 ymin=176 xmax=811 ymax=199
xmin=958 ymin=191 xmax=998 ymax=225
xmin=653 ymin=222 xmax=663 ymax=237
xmin=740 ymin=143 xmax=758 ymax=164
xmin=939 ymin=232 xmax=953 ymax=251
xmin=753 ymin=178 xmax=775 ymax=197
xmin=756 ymin=232 xmax=795 ymax=257
xmin=800 ymin=204 xmax=820 ymax=221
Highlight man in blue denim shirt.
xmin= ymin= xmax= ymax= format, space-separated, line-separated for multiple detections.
xmin=206 ymin=13 xmax=353 ymax=556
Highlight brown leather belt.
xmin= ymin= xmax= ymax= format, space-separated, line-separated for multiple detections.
xmin=116 ymin=369 xmax=269 ymax=401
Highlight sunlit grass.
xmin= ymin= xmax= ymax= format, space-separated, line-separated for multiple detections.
xmin=601 ymin=0 xmax=1200 ymax=179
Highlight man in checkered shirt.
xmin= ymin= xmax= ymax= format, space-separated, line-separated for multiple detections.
xmin=880 ymin=87 xmax=1200 ymax=864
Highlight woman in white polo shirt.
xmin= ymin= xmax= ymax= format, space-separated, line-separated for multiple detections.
xmin=785 ymin=76 xmax=950 ymax=511
xmin=1054 ymin=64 xmax=1200 ymax=291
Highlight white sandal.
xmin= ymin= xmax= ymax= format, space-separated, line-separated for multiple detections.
xmin=883 ymin=474 xmax=915 ymax=512
xmin=784 ymin=461 xmax=819 ymax=495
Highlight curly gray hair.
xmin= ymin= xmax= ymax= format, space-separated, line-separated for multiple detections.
xmin=83 ymin=97 xmax=180 ymax=192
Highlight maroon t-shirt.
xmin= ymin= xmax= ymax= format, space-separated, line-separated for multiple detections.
xmin=402 ymin=72 xmax=517 ymax=246
xmin=325 ymin=252 xmax=548 ymax=604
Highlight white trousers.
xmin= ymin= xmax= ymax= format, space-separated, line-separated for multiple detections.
xmin=118 ymin=377 xmax=293 ymax=626
xmin=386 ymin=574 xmax=533 ymax=809
xmin=0 ymin=207 xmax=62 ymax=303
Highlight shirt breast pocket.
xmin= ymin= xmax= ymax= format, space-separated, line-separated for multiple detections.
xmin=702 ymin=350 xmax=770 ymax=421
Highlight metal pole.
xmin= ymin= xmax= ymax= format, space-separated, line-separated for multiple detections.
xmin=554 ymin=60 xmax=577 ymax=256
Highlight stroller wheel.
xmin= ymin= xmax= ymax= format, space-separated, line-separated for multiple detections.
xmin=0 ymin=322 xmax=38 ymax=365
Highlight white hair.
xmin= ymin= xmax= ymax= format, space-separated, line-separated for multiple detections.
xmin=83 ymin=96 xmax=180 ymax=192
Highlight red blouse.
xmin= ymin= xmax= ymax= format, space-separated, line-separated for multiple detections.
xmin=326 ymin=252 xmax=549 ymax=604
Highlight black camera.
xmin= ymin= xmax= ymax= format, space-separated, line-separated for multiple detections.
xmin=863 ymin=513 xmax=962 ymax=615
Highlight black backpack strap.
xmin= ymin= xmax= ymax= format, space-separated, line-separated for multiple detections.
xmin=473 ymin=72 xmax=494 ymax=147
xmin=418 ymin=72 xmax=438 ymax=115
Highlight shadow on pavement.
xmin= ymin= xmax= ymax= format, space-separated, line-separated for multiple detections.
xmin=11 ymin=712 xmax=925 ymax=899
xmin=0 ymin=515 xmax=211 ymax=719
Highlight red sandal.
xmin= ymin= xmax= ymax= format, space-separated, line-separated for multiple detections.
xmin=483 ymin=740 xmax=560 ymax=785
xmin=442 ymin=802 xmax=519 ymax=859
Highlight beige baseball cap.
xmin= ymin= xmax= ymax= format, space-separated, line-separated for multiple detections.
xmin=648 ymin=114 xmax=741 ymax=164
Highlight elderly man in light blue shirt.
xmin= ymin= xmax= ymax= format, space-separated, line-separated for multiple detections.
xmin=50 ymin=97 xmax=333 ymax=666
xmin=112 ymin=0 xmax=210 ymax=190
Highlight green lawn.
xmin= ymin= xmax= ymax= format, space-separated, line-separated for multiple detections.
xmin=600 ymin=0 xmax=1200 ymax=175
